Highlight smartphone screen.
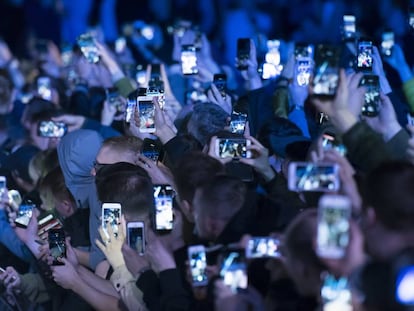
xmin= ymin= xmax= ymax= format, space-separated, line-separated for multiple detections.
xmin=288 ymin=162 xmax=340 ymax=192
xmin=15 ymin=203 xmax=35 ymax=228
xmin=229 ymin=112 xmax=247 ymax=134
xmin=48 ymin=229 xmax=66 ymax=265
xmin=37 ymin=121 xmax=68 ymax=138
xmin=321 ymin=273 xmax=352 ymax=311
xmin=137 ymin=96 xmax=156 ymax=133
xmin=246 ymin=237 xmax=281 ymax=259
xmin=181 ymin=45 xmax=198 ymax=75
xmin=381 ymin=31 xmax=394 ymax=57
xmin=360 ymin=75 xmax=380 ymax=117
xmin=77 ymin=33 xmax=99 ymax=63
xmin=37 ymin=77 xmax=52 ymax=101
xmin=125 ymin=94 xmax=136 ymax=123
xmin=410 ymin=7 xmax=414 ymax=29
xmin=102 ymin=203 xmax=122 ymax=238
xmin=312 ymin=45 xmax=340 ymax=97
xmin=215 ymin=138 xmax=251 ymax=159
xmin=127 ymin=222 xmax=145 ymax=255
xmin=237 ymin=38 xmax=250 ymax=70
xmin=141 ymin=138 xmax=161 ymax=162
xmin=321 ymin=133 xmax=347 ymax=156
xmin=357 ymin=40 xmax=373 ymax=71
xmin=213 ymin=74 xmax=227 ymax=97
xmin=220 ymin=248 xmax=248 ymax=293
xmin=153 ymin=185 xmax=174 ymax=233
xmin=188 ymin=245 xmax=208 ymax=287
xmin=106 ymin=88 xmax=124 ymax=112
xmin=316 ymin=194 xmax=351 ymax=259
xmin=342 ymin=15 xmax=356 ymax=40
xmin=395 ymin=266 xmax=414 ymax=305
xmin=115 ymin=37 xmax=126 ymax=54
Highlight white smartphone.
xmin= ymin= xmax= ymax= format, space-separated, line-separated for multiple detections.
xmin=215 ymin=138 xmax=252 ymax=159
xmin=245 ymin=237 xmax=281 ymax=259
xmin=127 ymin=221 xmax=145 ymax=255
xmin=181 ymin=45 xmax=198 ymax=75
xmin=287 ymin=162 xmax=340 ymax=192
xmin=152 ymin=184 xmax=174 ymax=233
xmin=137 ymin=96 xmax=156 ymax=133
xmin=188 ymin=245 xmax=208 ymax=287
xmin=316 ymin=194 xmax=351 ymax=259
xmin=101 ymin=203 xmax=122 ymax=238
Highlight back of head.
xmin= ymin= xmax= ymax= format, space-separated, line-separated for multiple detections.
xmin=362 ymin=161 xmax=414 ymax=231
xmin=102 ymin=135 xmax=143 ymax=157
xmin=186 ymin=102 xmax=229 ymax=146
xmin=95 ymin=162 xmax=153 ymax=221
xmin=173 ymin=151 xmax=226 ymax=204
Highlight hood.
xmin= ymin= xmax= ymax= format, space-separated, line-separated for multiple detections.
xmin=57 ymin=129 xmax=103 ymax=207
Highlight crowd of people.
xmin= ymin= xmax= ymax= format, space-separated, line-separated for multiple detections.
xmin=0 ymin=0 xmax=413 ymax=310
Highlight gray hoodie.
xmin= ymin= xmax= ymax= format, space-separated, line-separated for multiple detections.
xmin=57 ymin=129 xmax=105 ymax=269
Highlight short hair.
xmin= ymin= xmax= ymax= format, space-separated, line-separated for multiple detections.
xmin=283 ymin=209 xmax=325 ymax=274
xmin=102 ymin=135 xmax=143 ymax=155
xmin=173 ymin=151 xmax=226 ymax=203
xmin=194 ymin=174 xmax=246 ymax=220
xmin=39 ymin=166 xmax=75 ymax=209
xmin=21 ymin=97 xmax=57 ymax=125
xmin=95 ymin=162 xmax=154 ymax=220
xmin=362 ymin=160 xmax=414 ymax=231
xmin=28 ymin=149 xmax=59 ymax=185
xmin=187 ymin=102 xmax=229 ymax=146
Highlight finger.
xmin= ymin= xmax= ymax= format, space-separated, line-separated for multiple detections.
xmin=95 ymin=238 xmax=106 ymax=253
xmin=244 ymin=135 xmax=264 ymax=148
xmin=210 ymin=83 xmax=221 ymax=99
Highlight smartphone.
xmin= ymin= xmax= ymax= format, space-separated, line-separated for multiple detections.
xmin=360 ymin=74 xmax=380 ymax=117
xmin=127 ymin=221 xmax=145 ymax=255
xmin=342 ymin=15 xmax=356 ymax=40
xmin=125 ymin=94 xmax=136 ymax=123
xmin=246 ymin=237 xmax=281 ymax=259
xmin=77 ymin=33 xmax=99 ymax=63
xmin=237 ymin=38 xmax=251 ymax=70
xmin=181 ymin=45 xmax=198 ymax=75
xmin=101 ymin=203 xmax=122 ymax=238
xmin=135 ymin=64 xmax=147 ymax=86
xmin=188 ymin=245 xmax=209 ymax=287
xmin=106 ymin=88 xmax=124 ymax=112
xmin=152 ymin=184 xmax=174 ymax=233
xmin=37 ymin=77 xmax=52 ymax=101
xmin=312 ymin=45 xmax=341 ymax=98
xmin=395 ymin=265 xmax=414 ymax=306
xmin=7 ymin=189 xmax=21 ymax=212
xmin=410 ymin=7 xmax=414 ymax=29
xmin=321 ymin=132 xmax=347 ymax=156
xmin=381 ymin=31 xmax=394 ymax=57
xmin=357 ymin=40 xmax=373 ymax=71
xmin=61 ymin=44 xmax=73 ymax=67
xmin=137 ymin=96 xmax=156 ymax=133
xmin=316 ymin=194 xmax=351 ymax=259
xmin=295 ymin=43 xmax=314 ymax=59
xmin=141 ymin=138 xmax=161 ymax=162
xmin=220 ymin=248 xmax=248 ymax=293
xmin=15 ymin=203 xmax=35 ymax=228
xmin=321 ymin=273 xmax=352 ymax=311
xmin=287 ymin=162 xmax=340 ymax=192
xmin=229 ymin=111 xmax=247 ymax=135
xmin=48 ymin=229 xmax=66 ymax=266
xmin=215 ymin=138 xmax=251 ymax=159
xmin=115 ymin=37 xmax=126 ymax=54
xmin=37 ymin=121 xmax=68 ymax=138
xmin=261 ymin=40 xmax=282 ymax=79
xmin=213 ymin=74 xmax=227 ymax=98
xmin=38 ymin=213 xmax=62 ymax=241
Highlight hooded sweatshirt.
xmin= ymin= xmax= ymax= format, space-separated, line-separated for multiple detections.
xmin=57 ymin=129 xmax=105 ymax=269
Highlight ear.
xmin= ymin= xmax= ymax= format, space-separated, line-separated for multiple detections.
xmin=178 ymin=199 xmax=195 ymax=223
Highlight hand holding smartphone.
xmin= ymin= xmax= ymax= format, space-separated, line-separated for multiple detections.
xmin=37 ymin=121 xmax=68 ymax=138
xmin=215 ymin=138 xmax=252 ymax=159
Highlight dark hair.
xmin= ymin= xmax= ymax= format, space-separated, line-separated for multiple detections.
xmin=173 ymin=151 xmax=226 ymax=203
xmin=187 ymin=102 xmax=230 ymax=146
xmin=21 ymin=97 xmax=57 ymax=125
xmin=194 ymin=174 xmax=247 ymax=220
xmin=95 ymin=162 xmax=154 ymax=220
xmin=0 ymin=69 xmax=13 ymax=107
xmin=362 ymin=161 xmax=414 ymax=231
